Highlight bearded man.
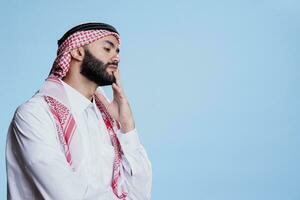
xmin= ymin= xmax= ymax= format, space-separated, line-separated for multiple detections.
xmin=6 ymin=22 xmax=152 ymax=200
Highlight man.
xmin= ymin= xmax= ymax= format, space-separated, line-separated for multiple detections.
xmin=6 ymin=22 xmax=152 ymax=200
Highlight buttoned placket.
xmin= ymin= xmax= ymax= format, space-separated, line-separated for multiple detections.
xmin=83 ymin=104 xmax=100 ymax=180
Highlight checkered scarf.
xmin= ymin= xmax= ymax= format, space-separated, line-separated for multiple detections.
xmin=42 ymin=30 xmax=128 ymax=199
xmin=49 ymin=29 xmax=120 ymax=79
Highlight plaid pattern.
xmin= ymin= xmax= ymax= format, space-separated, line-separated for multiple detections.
xmin=94 ymin=94 xmax=127 ymax=199
xmin=44 ymin=95 xmax=75 ymax=165
xmin=50 ymin=29 xmax=120 ymax=79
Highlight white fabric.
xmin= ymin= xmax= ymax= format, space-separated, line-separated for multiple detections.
xmin=6 ymin=81 xmax=152 ymax=200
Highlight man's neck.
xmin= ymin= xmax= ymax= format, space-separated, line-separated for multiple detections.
xmin=63 ymin=75 xmax=97 ymax=101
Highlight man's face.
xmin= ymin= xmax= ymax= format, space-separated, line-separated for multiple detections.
xmin=80 ymin=35 xmax=120 ymax=86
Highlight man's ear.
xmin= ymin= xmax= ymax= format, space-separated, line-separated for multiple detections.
xmin=70 ymin=47 xmax=85 ymax=61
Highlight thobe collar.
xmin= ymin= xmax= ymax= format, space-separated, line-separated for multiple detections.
xmin=61 ymin=81 xmax=96 ymax=115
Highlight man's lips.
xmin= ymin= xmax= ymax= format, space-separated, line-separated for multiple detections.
xmin=107 ymin=64 xmax=118 ymax=69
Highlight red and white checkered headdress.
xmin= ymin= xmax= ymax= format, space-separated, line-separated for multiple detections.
xmin=49 ymin=23 xmax=120 ymax=79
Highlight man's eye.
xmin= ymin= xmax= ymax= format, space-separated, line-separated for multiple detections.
xmin=104 ymin=47 xmax=111 ymax=52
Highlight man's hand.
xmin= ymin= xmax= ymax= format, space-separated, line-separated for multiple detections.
xmin=97 ymin=69 xmax=135 ymax=133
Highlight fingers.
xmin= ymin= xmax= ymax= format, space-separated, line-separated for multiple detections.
xmin=112 ymin=83 xmax=125 ymax=99
xmin=113 ymin=69 xmax=122 ymax=88
xmin=112 ymin=69 xmax=126 ymax=100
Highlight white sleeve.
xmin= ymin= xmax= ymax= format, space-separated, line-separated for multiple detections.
xmin=11 ymin=102 xmax=116 ymax=200
xmin=118 ymin=129 xmax=152 ymax=200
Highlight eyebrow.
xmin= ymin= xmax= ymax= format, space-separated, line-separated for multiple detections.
xmin=104 ymin=40 xmax=120 ymax=53
xmin=104 ymin=40 xmax=115 ymax=48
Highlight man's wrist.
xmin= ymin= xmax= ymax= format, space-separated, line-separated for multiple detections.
xmin=120 ymin=120 xmax=135 ymax=133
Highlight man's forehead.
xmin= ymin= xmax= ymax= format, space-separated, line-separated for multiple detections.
xmin=95 ymin=35 xmax=120 ymax=46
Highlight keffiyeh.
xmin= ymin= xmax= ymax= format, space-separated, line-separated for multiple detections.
xmin=49 ymin=22 xmax=120 ymax=79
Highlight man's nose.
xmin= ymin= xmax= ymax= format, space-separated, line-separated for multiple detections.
xmin=111 ymin=54 xmax=120 ymax=64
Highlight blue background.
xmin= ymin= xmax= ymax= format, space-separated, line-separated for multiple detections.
xmin=1 ymin=0 xmax=299 ymax=199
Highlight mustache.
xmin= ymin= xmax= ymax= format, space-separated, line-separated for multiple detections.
xmin=105 ymin=61 xmax=119 ymax=68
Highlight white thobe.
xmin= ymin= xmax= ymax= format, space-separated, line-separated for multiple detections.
xmin=6 ymin=81 xmax=152 ymax=200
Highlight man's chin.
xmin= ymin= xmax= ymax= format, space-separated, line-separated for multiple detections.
xmin=96 ymin=79 xmax=115 ymax=87
xmin=98 ymin=82 xmax=113 ymax=87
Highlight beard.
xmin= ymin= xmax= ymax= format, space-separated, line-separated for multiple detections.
xmin=80 ymin=49 xmax=116 ymax=86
